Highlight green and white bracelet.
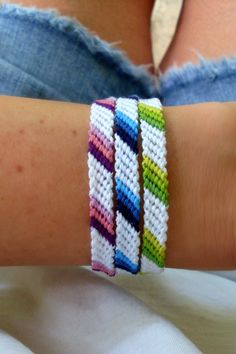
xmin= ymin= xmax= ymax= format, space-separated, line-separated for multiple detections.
xmin=138 ymin=98 xmax=169 ymax=274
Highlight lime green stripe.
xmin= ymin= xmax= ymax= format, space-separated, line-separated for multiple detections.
xmin=142 ymin=155 xmax=169 ymax=206
xmin=142 ymin=228 xmax=166 ymax=268
xmin=143 ymin=155 xmax=168 ymax=187
xmin=138 ymin=102 xmax=165 ymax=131
xmin=143 ymin=180 xmax=168 ymax=206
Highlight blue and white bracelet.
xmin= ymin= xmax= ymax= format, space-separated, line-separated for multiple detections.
xmin=114 ymin=97 xmax=141 ymax=274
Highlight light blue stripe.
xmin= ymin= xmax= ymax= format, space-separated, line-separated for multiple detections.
xmin=115 ymin=249 xmax=139 ymax=273
xmin=116 ymin=177 xmax=140 ymax=212
xmin=115 ymin=110 xmax=138 ymax=138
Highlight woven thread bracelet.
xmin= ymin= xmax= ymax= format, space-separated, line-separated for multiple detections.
xmin=88 ymin=98 xmax=116 ymax=276
xmin=88 ymin=96 xmax=169 ymax=276
xmin=138 ymin=98 xmax=169 ymax=274
xmin=114 ymin=97 xmax=141 ymax=274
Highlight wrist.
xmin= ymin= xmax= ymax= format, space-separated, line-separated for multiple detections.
xmin=0 ymin=96 xmax=91 ymax=266
xmin=164 ymin=102 xmax=236 ymax=269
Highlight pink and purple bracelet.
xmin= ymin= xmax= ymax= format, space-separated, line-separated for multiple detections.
xmin=87 ymin=96 xmax=169 ymax=276
xmin=88 ymin=98 xmax=116 ymax=276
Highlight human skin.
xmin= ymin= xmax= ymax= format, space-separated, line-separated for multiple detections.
xmin=159 ymin=0 xmax=236 ymax=72
xmin=0 ymin=95 xmax=235 ymax=269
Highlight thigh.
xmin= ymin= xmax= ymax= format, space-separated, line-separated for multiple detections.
xmin=160 ymin=0 xmax=236 ymax=72
xmin=5 ymin=0 xmax=155 ymax=68
xmin=0 ymin=3 xmax=157 ymax=102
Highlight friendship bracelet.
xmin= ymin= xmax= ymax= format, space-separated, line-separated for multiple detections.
xmin=88 ymin=98 xmax=116 ymax=276
xmin=114 ymin=97 xmax=141 ymax=274
xmin=88 ymin=96 xmax=169 ymax=276
xmin=138 ymin=98 xmax=169 ymax=274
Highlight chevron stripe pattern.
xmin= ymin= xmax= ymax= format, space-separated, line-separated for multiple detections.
xmin=88 ymin=98 xmax=116 ymax=276
xmin=114 ymin=97 xmax=141 ymax=274
xmin=138 ymin=98 xmax=169 ymax=274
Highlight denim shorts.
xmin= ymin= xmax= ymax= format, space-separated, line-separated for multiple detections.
xmin=0 ymin=3 xmax=235 ymax=282
xmin=1 ymin=2 xmax=236 ymax=106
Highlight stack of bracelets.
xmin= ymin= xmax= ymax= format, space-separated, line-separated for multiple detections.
xmin=88 ymin=96 xmax=169 ymax=276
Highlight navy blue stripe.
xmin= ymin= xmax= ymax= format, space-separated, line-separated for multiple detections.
xmin=116 ymin=177 xmax=140 ymax=211
xmin=115 ymin=124 xmax=138 ymax=154
xmin=90 ymin=217 xmax=115 ymax=246
xmin=116 ymin=199 xmax=139 ymax=232
xmin=116 ymin=190 xmax=139 ymax=221
xmin=88 ymin=141 xmax=113 ymax=172
xmin=115 ymin=110 xmax=138 ymax=139
xmin=128 ymin=95 xmax=139 ymax=101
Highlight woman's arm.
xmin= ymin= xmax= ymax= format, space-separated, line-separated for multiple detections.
xmin=0 ymin=95 xmax=235 ymax=269
xmin=0 ymin=95 xmax=90 ymax=265
xmin=165 ymin=101 xmax=236 ymax=270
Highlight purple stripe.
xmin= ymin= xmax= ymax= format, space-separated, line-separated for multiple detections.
xmin=96 ymin=101 xmax=115 ymax=112
xmin=90 ymin=124 xmax=113 ymax=150
xmin=92 ymin=261 xmax=115 ymax=276
xmin=91 ymin=216 xmax=115 ymax=246
xmin=88 ymin=141 xmax=113 ymax=172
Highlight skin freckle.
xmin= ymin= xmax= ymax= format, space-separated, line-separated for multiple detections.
xmin=39 ymin=119 xmax=44 ymax=124
xmin=72 ymin=130 xmax=77 ymax=136
xmin=16 ymin=164 xmax=24 ymax=173
xmin=19 ymin=129 xmax=25 ymax=134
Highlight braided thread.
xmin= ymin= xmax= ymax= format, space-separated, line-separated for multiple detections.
xmin=88 ymin=98 xmax=116 ymax=276
xmin=138 ymin=98 xmax=169 ymax=274
xmin=114 ymin=97 xmax=141 ymax=274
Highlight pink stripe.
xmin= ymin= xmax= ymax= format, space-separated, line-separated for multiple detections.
xmin=89 ymin=196 xmax=113 ymax=223
xmin=92 ymin=260 xmax=115 ymax=276
xmin=89 ymin=134 xmax=113 ymax=162
xmin=90 ymin=124 xmax=113 ymax=150
xmin=90 ymin=207 xmax=114 ymax=235
xmin=89 ymin=98 xmax=116 ymax=277
xmin=96 ymin=98 xmax=116 ymax=108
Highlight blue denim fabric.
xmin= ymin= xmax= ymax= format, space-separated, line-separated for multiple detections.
xmin=158 ymin=54 xmax=236 ymax=105
xmin=0 ymin=3 xmax=159 ymax=102
xmin=2 ymin=2 xmax=236 ymax=107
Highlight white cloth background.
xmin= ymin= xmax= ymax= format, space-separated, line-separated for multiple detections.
xmin=0 ymin=266 xmax=235 ymax=353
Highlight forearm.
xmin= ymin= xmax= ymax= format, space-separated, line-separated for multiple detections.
xmin=165 ymin=102 xmax=236 ymax=270
xmin=0 ymin=95 xmax=90 ymax=265
xmin=0 ymin=95 xmax=235 ymax=269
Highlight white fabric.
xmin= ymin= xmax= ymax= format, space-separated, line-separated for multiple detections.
xmin=0 ymin=266 xmax=235 ymax=353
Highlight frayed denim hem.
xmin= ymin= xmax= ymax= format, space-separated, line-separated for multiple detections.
xmin=158 ymin=51 xmax=236 ymax=105
xmin=1 ymin=3 xmax=236 ymax=105
xmin=0 ymin=2 xmax=159 ymax=100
